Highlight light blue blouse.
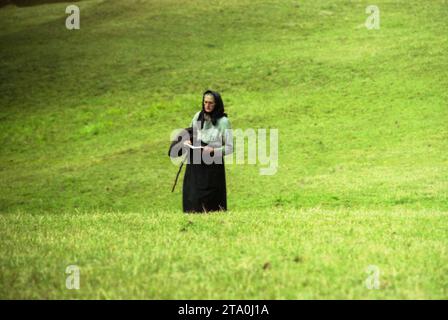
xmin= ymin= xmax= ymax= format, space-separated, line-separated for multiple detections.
xmin=190 ymin=111 xmax=233 ymax=156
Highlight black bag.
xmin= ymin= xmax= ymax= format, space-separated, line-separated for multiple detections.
xmin=168 ymin=127 xmax=193 ymax=192
xmin=168 ymin=127 xmax=193 ymax=158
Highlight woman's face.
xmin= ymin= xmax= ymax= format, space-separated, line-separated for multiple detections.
xmin=203 ymin=94 xmax=216 ymax=113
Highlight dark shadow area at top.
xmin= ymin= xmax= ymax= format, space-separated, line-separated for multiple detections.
xmin=0 ymin=0 xmax=82 ymax=8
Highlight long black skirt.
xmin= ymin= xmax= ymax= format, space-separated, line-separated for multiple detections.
xmin=182 ymin=149 xmax=227 ymax=213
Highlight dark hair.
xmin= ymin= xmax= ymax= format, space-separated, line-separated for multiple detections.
xmin=197 ymin=90 xmax=227 ymax=129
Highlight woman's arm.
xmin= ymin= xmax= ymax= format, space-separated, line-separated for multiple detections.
xmin=185 ymin=111 xmax=201 ymax=144
xmin=214 ymin=117 xmax=233 ymax=156
xmin=190 ymin=111 xmax=201 ymax=127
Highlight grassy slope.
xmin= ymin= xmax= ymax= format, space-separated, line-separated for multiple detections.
xmin=0 ymin=0 xmax=447 ymax=298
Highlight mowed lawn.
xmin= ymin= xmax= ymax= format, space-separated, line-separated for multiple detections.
xmin=0 ymin=0 xmax=447 ymax=299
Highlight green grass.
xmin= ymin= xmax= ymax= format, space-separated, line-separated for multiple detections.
xmin=0 ymin=0 xmax=447 ymax=299
xmin=1 ymin=208 xmax=447 ymax=299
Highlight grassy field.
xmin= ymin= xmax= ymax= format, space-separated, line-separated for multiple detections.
xmin=0 ymin=0 xmax=447 ymax=299
xmin=1 ymin=208 xmax=447 ymax=299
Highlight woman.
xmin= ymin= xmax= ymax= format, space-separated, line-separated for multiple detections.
xmin=182 ymin=90 xmax=233 ymax=213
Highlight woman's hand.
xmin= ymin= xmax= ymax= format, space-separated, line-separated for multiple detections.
xmin=203 ymin=146 xmax=214 ymax=155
